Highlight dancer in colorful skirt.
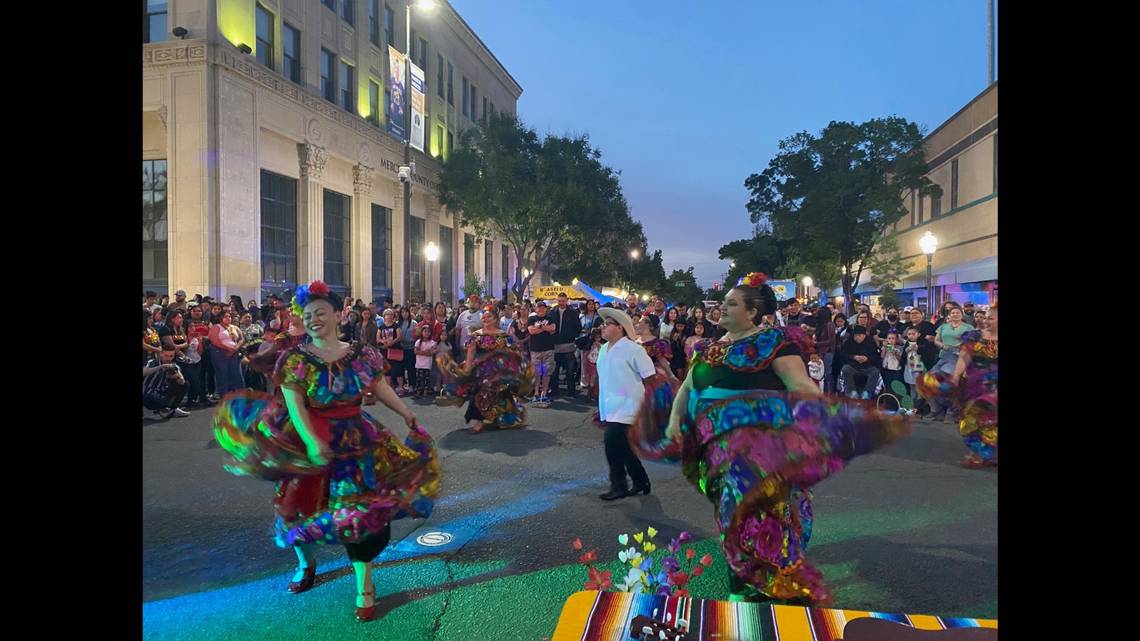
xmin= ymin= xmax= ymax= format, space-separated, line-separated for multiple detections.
xmin=436 ymin=305 xmax=533 ymax=433
xmin=917 ymin=302 xmax=997 ymax=468
xmin=644 ymin=273 xmax=909 ymax=605
xmin=628 ymin=314 xmax=681 ymax=458
xmin=214 ymin=280 xmax=440 ymax=622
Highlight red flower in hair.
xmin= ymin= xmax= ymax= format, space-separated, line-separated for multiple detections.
xmin=737 ymin=272 xmax=767 ymax=288
xmin=308 ymin=280 xmax=330 ymax=297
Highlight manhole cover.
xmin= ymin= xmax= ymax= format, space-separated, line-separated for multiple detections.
xmin=416 ymin=531 xmax=453 ymax=546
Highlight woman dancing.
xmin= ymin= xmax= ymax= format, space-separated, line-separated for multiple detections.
xmin=918 ymin=303 xmax=998 ymax=468
xmin=626 ymin=314 xmax=681 ymax=460
xmin=436 ymin=306 xmax=532 ymax=433
xmin=213 ymin=280 xmax=439 ymax=622
xmin=642 ymin=273 xmax=909 ymax=605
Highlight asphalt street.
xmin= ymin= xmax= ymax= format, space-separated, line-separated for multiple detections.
xmin=142 ymin=392 xmax=997 ymax=641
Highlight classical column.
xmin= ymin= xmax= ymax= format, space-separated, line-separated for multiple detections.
xmin=297 ymin=143 xmax=327 ymax=283
xmin=390 ymin=183 xmax=406 ymax=303
xmin=352 ymin=164 xmax=374 ymax=302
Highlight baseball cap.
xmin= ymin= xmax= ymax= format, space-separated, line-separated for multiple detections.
xmin=903 ymin=306 xmax=914 ymax=312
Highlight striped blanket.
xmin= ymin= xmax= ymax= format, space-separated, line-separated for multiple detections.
xmin=551 ymin=591 xmax=997 ymax=641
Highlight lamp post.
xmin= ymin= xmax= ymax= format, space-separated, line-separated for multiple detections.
xmin=425 ymin=240 xmax=439 ymax=304
xmin=801 ymin=275 xmax=813 ymax=302
xmin=400 ymin=0 xmax=436 ymax=303
xmin=628 ymin=248 xmax=640 ymax=291
xmin=919 ymin=231 xmax=939 ymax=316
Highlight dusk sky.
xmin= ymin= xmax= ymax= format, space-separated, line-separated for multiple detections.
xmin=450 ymin=0 xmax=997 ymax=288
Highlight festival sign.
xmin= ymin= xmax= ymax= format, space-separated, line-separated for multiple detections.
xmin=408 ymin=61 xmax=425 ymax=152
xmin=533 ymin=285 xmax=588 ymax=300
xmin=387 ymin=46 xmax=406 ymax=140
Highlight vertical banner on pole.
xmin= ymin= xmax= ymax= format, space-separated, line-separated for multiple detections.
xmin=387 ymin=46 xmax=407 ymax=140
xmin=408 ymin=61 xmax=425 ymax=152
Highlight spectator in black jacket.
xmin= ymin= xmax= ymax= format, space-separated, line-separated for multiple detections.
xmin=550 ymin=292 xmax=583 ymax=397
xmin=837 ymin=325 xmax=882 ymax=399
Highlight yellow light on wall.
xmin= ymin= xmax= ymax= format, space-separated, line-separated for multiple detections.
xmin=217 ymin=0 xmax=256 ymax=52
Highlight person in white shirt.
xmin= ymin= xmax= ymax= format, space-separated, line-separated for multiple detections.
xmin=455 ymin=294 xmax=484 ymax=363
xmin=596 ymin=307 xmax=657 ymax=501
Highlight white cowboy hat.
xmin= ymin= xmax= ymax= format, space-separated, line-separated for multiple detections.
xmin=598 ymin=307 xmax=636 ymax=339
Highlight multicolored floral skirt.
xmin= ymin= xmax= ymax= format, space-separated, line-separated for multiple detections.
xmin=917 ymin=366 xmax=997 ymax=463
xmin=679 ymin=389 xmax=910 ymax=605
xmin=435 ymin=349 xmax=533 ymax=427
xmin=623 ymin=369 xmax=681 ymax=456
xmin=214 ymin=391 xmax=440 ymax=548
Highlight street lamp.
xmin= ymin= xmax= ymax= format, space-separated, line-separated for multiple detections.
xmin=627 ymin=248 xmax=640 ymax=291
xmin=919 ymin=231 xmax=939 ymax=315
xmin=400 ymin=0 xmax=436 ymax=301
xmin=425 ymin=241 xmax=439 ymax=303
xmin=801 ymin=275 xmax=813 ymax=302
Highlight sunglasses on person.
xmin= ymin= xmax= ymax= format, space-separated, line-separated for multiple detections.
xmin=603 ymin=320 xmax=620 ymax=327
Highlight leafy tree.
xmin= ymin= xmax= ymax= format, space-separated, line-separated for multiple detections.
xmin=462 ymin=272 xmax=485 ymax=299
xmin=877 ymin=284 xmax=903 ymax=311
xmin=744 ymin=117 xmax=940 ymax=313
xmin=665 ymin=267 xmax=704 ymax=305
xmin=438 ymin=113 xmax=630 ymax=304
xmin=866 ymin=233 xmax=914 ymax=292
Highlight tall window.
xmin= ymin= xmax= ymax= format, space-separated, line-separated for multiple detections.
xmin=369 ymin=0 xmax=380 ymax=46
xmin=501 ymin=245 xmax=510 ymax=299
xmin=340 ymin=61 xmax=354 ymax=112
xmin=260 ymin=170 xmax=298 ymax=298
xmin=464 ymin=233 xmax=475 ymax=277
xmin=462 ymin=77 xmax=468 ymax=116
xmin=323 ymin=190 xmax=352 ymax=297
xmin=482 ymin=96 xmax=488 ymax=122
xmin=918 ymin=190 xmax=925 ymax=223
xmin=256 ymin=4 xmax=274 ymax=70
xmin=435 ymin=123 xmax=445 ymax=158
xmin=144 ymin=1 xmax=168 ymax=43
xmin=484 ymin=240 xmax=494 ymax=286
xmin=931 ymin=192 xmax=942 ymax=219
xmin=142 ymin=160 xmax=169 ymax=293
xmin=447 ymin=129 xmax=453 ymax=155
xmin=384 ymin=3 xmax=394 ymax=47
xmin=283 ymin=23 xmax=301 ymax=83
xmin=368 ymin=80 xmax=380 ymax=126
xmin=950 ymin=159 xmax=959 ymax=210
xmin=438 ymin=226 xmax=453 ymax=304
xmin=419 ymin=38 xmax=428 ymax=69
xmin=340 ymin=0 xmax=354 ymax=26
xmin=992 ymin=134 xmax=998 ymax=192
xmin=436 ymin=54 xmax=444 ymax=98
xmin=371 ymin=204 xmax=392 ymax=301
xmin=470 ymin=85 xmax=477 ymax=121
xmin=447 ymin=62 xmax=453 ymax=105
xmin=321 ymin=49 xmax=336 ymax=102
xmin=408 ymin=217 xmax=426 ymax=303
xmin=910 ymin=191 xmax=916 ymax=227
xmin=489 ymin=101 xmax=495 ymax=117
xmin=384 ymin=86 xmax=391 ymax=123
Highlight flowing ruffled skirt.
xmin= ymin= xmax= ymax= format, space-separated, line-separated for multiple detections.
xmin=917 ymin=365 xmax=998 ymax=463
xmin=435 ymin=349 xmax=533 ymax=427
xmin=672 ymin=389 xmax=910 ymax=604
xmin=214 ymin=391 xmax=440 ymax=548
xmin=620 ymin=369 xmax=681 ymax=459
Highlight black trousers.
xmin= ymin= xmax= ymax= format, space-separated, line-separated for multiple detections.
xmin=343 ymin=522 xmax=392 ymax=563
xmin=552 ymin=350 xmax=577 ymax=394
xmin=602 ymin=421 xmax=649 ymax=490
xmin=144 ymin=379 xmax=187 ymax=411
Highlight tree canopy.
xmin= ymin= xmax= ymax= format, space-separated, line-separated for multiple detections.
xmin=438 ymin=113 xmax=642 ymax=302
xmin=744 ymin=117 xmax=939 ymax=312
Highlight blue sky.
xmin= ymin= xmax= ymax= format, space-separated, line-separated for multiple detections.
xmin=450 ymin=0 xmax=997 ymax=287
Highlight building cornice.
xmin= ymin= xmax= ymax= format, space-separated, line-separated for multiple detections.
xmin=142 ymin=40 xmax=208 ymax=65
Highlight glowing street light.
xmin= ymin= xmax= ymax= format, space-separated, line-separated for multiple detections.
xmin=919 ymin=232 xmax=939 ymax=315
xmin=425 ymin=241 xmax=439 ymax=303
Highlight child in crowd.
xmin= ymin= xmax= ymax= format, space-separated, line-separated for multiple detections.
xmin=808 ymin=353 xmax=826 ymax=392
xmin=413 ymin=325 xmax=437 ymax=398
xmin=903 ymin=326 xmax=926 ymax=402
xmin=684 ymin=321 xmax=706 ymax=360
xmin=669 ymin=321 xmax=688 ymax=380
xmin=581 ymin=328 xmax=602 ymax=400
xmin=880 ymin=329 xmax=904 ymax=392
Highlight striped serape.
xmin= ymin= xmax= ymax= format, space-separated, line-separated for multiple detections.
xmin=551 ymin=590 xmax=997 ymax=641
